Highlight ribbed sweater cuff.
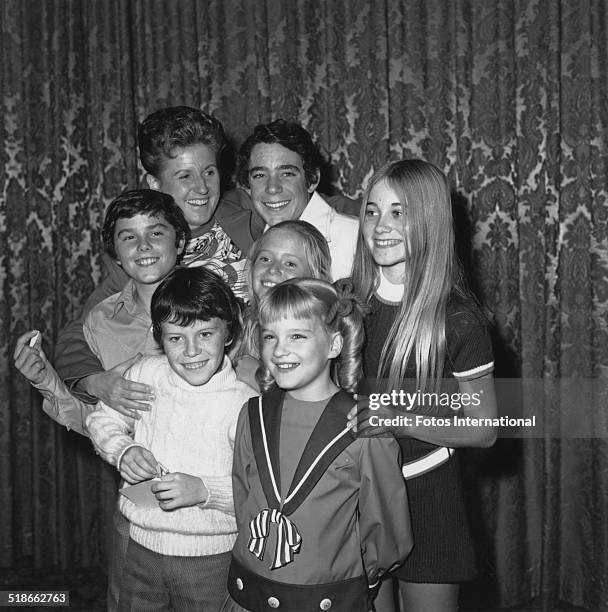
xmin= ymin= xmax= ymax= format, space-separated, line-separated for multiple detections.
xmin=129 ymin=525 xmax=236 ymax=556
xmin=199 ymin=475 xmax=235 ymax=514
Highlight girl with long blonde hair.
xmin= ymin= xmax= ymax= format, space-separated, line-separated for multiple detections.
xmin=352 ymin=159 xmax=497 ymax=612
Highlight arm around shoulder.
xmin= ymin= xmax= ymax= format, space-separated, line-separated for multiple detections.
xmin=35 ymin=368 xmax=96 ymax=436
xmin=392 ymin=373 xmax=498 ymax=448
xmin=54 ymin=255 xmax=128 ymax=394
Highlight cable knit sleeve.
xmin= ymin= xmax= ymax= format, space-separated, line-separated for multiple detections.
xmin=197 ymin=391 xmax=253 ymax=514
xmin=86 ymin=404 xmax=139 ymax=468
xmin=197 ymin=474 xmax=236 ymax=514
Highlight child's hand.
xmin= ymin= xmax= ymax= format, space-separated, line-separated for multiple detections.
xmin=119 ymin=446 xmax=159 ymax=484
xmin=348 ymin=394 xmax=404 ymax=437
xmin=151 ymin=473 xmax=209 ymax=511
xmin=13 ymin=330 xmax=49 ymax=386
xmin=80 ymin=354 xmax=155 ymax=419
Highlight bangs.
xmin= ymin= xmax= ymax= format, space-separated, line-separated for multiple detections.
xmin=258 ymin=284 xmax=325 ymax=326
xmin=158 ymin=306 xmax=209 ymax=330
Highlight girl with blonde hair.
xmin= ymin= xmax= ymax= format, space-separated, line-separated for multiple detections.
xmin=352 ymin=159 xmax=497 ymax=612
xmin=223 ymin=278 xmax=412 ymax=612
xmin=234 ymin=220 xmax=332 ymax=387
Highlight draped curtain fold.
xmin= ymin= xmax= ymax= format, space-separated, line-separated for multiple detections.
xmin=1 ymin=1 xmax=606 ymax=609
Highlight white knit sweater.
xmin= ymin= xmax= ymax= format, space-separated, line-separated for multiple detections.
xmin=86 ymin=355 xmax=256 ymax=556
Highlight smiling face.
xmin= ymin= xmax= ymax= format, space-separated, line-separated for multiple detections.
xmin=246 ymin=143 xmax=319 ymax=226
xmin=161 ymin=318 xmax=229 ymax=386
xmin=362 ymin=180 xmax=408 ymax=282
xmin=147 ymin=143 xmax=220 ymax=230
xmin=251 ymin=229 xmax=313 ymax=300
xmin=114 ymin=213 xmax=183 ymax=285
xmin=260 ymin=315 xmax=341 ymax=400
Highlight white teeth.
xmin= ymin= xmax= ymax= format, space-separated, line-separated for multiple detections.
xmin=261 ymin=281 xmax=277 ymax=288
xmin=375 ymin=239 xmax=401 ymax=247
xmin=183 ymin=361 xmax=206 ymax=370
xmin=187 ymin=199 xmax=208 ymax=206
xmin=263 ymin=200 xmax=289 ymax=209
xmin=276 ymin=363 xmax=298 ymax=370
xmin=136 ymin=257 xmax=159 ymax=265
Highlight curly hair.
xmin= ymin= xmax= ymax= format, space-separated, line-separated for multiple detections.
xmin=138 ymin=106 xmax=226 ymax=177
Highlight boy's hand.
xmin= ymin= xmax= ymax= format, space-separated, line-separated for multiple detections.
xmin=14 ymin=330 xmax=49 ymax=386
xmin=80 ymin=354 xmax=155 ymax=418
xmin=120 ymin=446 xmax=159 ymax=484
xmin=151 ymin=473 xmax=209 ymax=511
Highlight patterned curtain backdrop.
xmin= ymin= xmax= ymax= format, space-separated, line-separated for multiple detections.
xmin=1 ymin=0 xmax=606 ymax=609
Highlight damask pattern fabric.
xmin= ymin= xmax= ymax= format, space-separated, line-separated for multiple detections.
xmin=1 ymin=1 xmax=607 ymax=610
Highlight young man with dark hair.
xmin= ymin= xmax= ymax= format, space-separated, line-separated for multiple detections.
xmin=235 ymin=119 xmax=359 ymax=281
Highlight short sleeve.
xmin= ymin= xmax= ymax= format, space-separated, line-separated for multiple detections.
xmin=445 ymin=294 xmax=494 ymax=380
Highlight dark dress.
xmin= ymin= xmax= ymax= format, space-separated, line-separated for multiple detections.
xmin=363 ymin=290 xmax=494 ymax=583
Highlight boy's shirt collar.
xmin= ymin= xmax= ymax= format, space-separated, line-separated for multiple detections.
xmin=110 ymin=279 xmax=148 ymax=319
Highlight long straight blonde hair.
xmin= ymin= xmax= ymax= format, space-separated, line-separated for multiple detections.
xmin=351 ymin=159 xmax=464 ymax=393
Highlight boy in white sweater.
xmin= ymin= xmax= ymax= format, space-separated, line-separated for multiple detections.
xmin=86 ymin=267 xmax=256 ymax=610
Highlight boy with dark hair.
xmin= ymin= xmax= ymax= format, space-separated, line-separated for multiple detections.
xmin=101 ymin=189 xmax=190 ymax=258
xmin=14 ymin=188 xmax=191 ymax=611
xmin=14 ymin=188 xmax=189 ymax=434
xmin=87 ymin=267 xmax=256 ymax=611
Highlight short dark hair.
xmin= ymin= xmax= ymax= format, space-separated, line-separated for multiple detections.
xmin=237 ymin=119 xmax=324 ymax=188
xmin=138 ymin=106 xmax=226 ymax=177
xmin=102 ymin=189 xmax=190 ymax=259
xmin=151 ymin=267 xmax=242 ymax=346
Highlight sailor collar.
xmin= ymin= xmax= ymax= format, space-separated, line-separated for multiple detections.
xmin=247 ymin=388 xmax=357 ymax=568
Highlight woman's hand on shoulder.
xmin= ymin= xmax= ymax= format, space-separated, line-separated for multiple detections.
xmin=80 ymin=354 xmax=155 ymax=418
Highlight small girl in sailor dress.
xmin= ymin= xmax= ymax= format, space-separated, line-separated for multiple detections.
xmin=221 ymin=278 xmax=413 ymax=612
